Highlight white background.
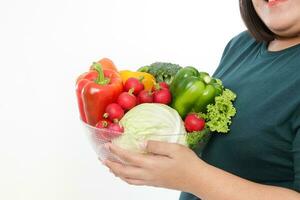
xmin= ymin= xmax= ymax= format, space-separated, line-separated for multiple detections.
xmin=0 ymin=1 xmax=245 ymax=200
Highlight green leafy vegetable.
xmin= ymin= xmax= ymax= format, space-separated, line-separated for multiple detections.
xmin=137 ymin=62 xmax=182 ymax=85
xmin=215 ymin=78 xmax=224 ymax=89
xmin=186 ymin=128 xmax=211 ymax=149
xmin=112 ymin=103 xmax=187 ymax=153
xmin=205 ymin=89 xmax=237 ymax=133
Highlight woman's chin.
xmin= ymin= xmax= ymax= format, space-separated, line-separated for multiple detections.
xmin=267 ymin=22 xmax=298 ymax=37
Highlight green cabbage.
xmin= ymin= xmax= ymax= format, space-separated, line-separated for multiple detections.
xmin=112 ymin=103 xmax=187 ymax=153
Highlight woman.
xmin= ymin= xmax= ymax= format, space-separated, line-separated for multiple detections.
xmin=102 ymin=0 xmax=300 ymax=199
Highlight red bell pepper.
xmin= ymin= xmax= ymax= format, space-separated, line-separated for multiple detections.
xmin=76 ymin=63 xmax=123 ymax=126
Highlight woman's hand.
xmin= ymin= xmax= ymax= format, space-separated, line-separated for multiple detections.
xmin=102 ymin=141 xmax=300 ymax=200
xmin=102 ymin=140 xmax=205 ymax=192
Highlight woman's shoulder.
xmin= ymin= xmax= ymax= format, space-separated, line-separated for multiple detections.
xmin=225 ymin=31 xmax=258 ymax=52
xmin=233 ymin=30 xmax=255 ymax=42
xmin=213 ymin=31 xmax=260 ymax=77
xmin=217 ymin=31 xmax=259 ymax=65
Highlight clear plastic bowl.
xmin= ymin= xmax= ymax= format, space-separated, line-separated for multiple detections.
xmin=80 ymin=120 xmax=124 ymax=163
xmin=80 ymin=119 xmax=188 ymax=163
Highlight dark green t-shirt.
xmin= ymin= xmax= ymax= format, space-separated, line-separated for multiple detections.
xmin=179 ymin=31 xmax=300 ymax=200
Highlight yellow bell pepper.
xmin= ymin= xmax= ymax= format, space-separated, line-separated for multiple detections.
xmin=119 ymin=70 xmax=156 ymax=91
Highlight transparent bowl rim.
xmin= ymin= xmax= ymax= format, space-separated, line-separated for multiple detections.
xmin=80 ymin=118 xmax=187 ymax=136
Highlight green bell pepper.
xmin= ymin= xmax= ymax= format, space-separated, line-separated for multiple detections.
xmin=170 ymin=67 xmax=223 ymax=118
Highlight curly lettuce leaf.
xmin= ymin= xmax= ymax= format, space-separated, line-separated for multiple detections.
xmin=187 ymin=127 xmax=211 ymax=149
xmin=205 ymin=89 xmax=237 ymax=133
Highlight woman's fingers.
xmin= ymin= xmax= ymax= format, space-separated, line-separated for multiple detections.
xmin=104 ymin=159 xmax=146 ymax=180
xmin=119 ymin=176 xmax=146 ymax=186
xmin=106 ymin=143 xmax=145 ymax=166
xmin=146 ymin=140 xmax=183 ymax=157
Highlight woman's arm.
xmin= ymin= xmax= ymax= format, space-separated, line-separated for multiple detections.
xmin=190 ymin=160 xmax=300 ymax=200
xmin=103 ymin=141 xmax=300 ymax=200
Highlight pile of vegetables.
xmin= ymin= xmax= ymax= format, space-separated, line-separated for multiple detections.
xmin=76 ymin=58 xmax=236 ymax=152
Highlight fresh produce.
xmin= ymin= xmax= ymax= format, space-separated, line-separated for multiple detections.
xmin=112 ymin=103 xmax=187 ymax=153
xmin=158 ymin=82 xmax=169 ymax=89
xmin=96 ymin=119 xmax=111 ymax=129
xmin=89 ymin=58 xmax=118 ymax=72
xmin=76 ymin=58 xmax=237 ymax=154
xmin=184 ymin=113 xmax=205 ymax=132
xmin=153 ymin=87 xmax=172 ymax=105
xmin=117 ymin=89 xmax=137 ymax=111
xmin=119 ymin=70 xmax=155 ymax=91
xmin=137 ymin=90 xmax=153 ymax=104
xmin=170 ymin=66 xmax=223 ymax=118
xmin=185 ymin=89 xmax=236 ymax=149
xmin=204 ymin=89 xmax=236 ymax=133
xmin=76 ymin=63 xmax=123 ymax=125
xmin=76 ymin=58 xmax=118 ymax=83
xmin=96 ymin=122 xmax=124 ymax=140
xmin=108 ymin=122 xmax=124 ymax=133
xmin=186 ymin=128 xmax=211 ymax=150
xmin=152 ymin=82 xmax=169 ymax=91
xmin=103 ymin=103 xmax=124 ymax=122
xmin=76 ymin=72 xmax=97 ymax=122
xmin=124 ymin=77 xmax=144 ymax=95
xmin=138 ymin=62 xmax=182 ymax=85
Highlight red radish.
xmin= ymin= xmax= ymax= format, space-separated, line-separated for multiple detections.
xmin=137 ymin=90 xmax=153 ymax=104
xmin=184 ymin=113 xmax=205 ymax=132
xmin=152 ymin=82 xmax=169 ymax=91
xmin=124 ymin=77 xmax=144 ymax=95
xmin=117 ymin=89 xmax=137 ymax=110
xmin=159 ymin=82 xmax=169 ymax=89
xmin=103 ymin=103 xmax=124 ymax=121
xmin=108 ymin=122 xmax=124 ymax=133
xmin=153 ymin=88 xmax=172 ymax=105
xmin=95 ymin=120 xmax=112 ymax=140
xmin=96 ymin=119 xmax=112 ymax=129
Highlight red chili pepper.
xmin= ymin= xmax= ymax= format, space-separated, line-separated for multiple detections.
xmin=76 ymin=62 xmax=123 ymax=126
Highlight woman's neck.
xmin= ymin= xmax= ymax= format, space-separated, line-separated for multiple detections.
xmin=268 ymin=35 xmax=300 ymax=52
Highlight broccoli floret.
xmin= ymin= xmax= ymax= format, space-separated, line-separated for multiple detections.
xmin=138 ymin=62 xmax=182 ymax=85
